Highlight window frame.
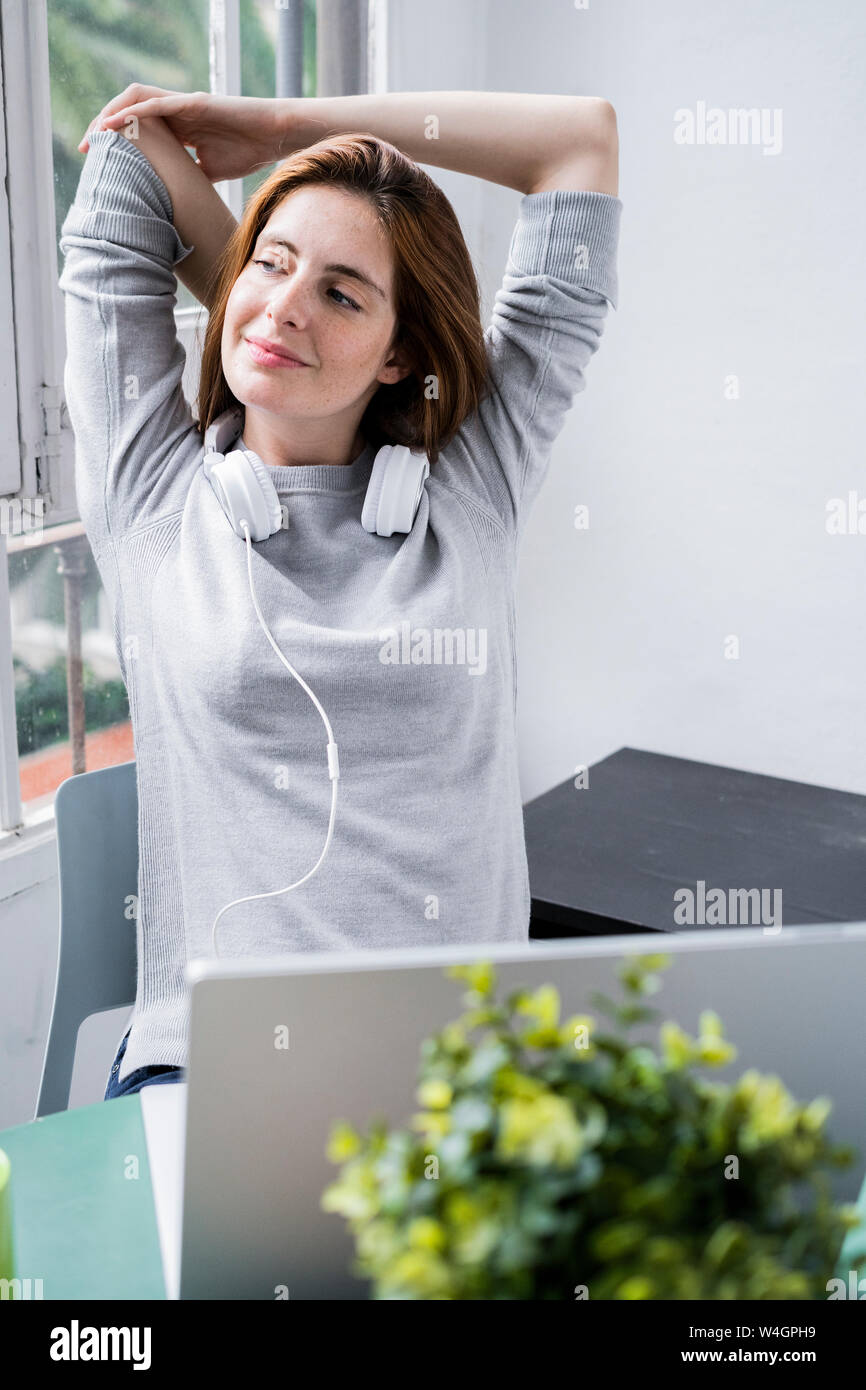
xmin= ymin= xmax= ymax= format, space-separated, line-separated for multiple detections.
xmin=0 ymin=0 xmax=72 ymax=846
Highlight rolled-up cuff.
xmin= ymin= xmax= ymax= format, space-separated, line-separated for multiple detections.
xmin=507 ymin=187 xmax=622 ymax=310
xmin=59 ymin=127 xmax=195 ymax=266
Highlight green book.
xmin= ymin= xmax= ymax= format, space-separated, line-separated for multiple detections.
xmin=0 ymin=1095 xmax=165 ymax=1300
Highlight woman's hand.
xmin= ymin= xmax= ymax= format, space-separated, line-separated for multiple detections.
xmin=78 ymin=85 xmax=292 ymax=182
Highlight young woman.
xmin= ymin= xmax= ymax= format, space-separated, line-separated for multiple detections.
xmin=62 ymin=88 xmax=621 ymax=1097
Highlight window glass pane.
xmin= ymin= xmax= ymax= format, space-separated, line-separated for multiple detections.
xmin=48 ymin=0 xmax=210 ymax=310
xmin=9 ymin=531 xmax=131 ymax=816
xmin=241 ymin=0 xmax=317 ymax=207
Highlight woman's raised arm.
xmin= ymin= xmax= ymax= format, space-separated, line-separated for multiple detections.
xmin=89 ymin=88 xmax=618 ymax=200
xmin=274 ymin=90 xmax=618 ymax=198
xmin=115 ymin=115 xmax=239 ymax=310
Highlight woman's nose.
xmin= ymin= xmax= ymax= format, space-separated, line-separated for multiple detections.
xmin=267 ymin=275 xmax=311 ymax=324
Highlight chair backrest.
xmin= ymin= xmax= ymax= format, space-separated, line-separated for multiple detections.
xmin=35 ymin=761 xmax=138 ymax=1116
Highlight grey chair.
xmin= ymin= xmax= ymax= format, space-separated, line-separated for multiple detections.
xmin=35 ymin=760 xmax=138 ymax=1116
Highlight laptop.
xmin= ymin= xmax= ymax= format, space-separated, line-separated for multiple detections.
xmin=138 ymin=923 xmax=866 ymax=1299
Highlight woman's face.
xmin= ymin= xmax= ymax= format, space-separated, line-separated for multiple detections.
xmin=221 ymin=184 xmax=408 ymax=429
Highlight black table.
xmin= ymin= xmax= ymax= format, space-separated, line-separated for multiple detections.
xmin=523 ymin=747 xmax=866 ymax=938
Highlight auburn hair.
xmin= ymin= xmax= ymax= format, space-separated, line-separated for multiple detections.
xmin=195 ymin=131 xmax=490 ymax=467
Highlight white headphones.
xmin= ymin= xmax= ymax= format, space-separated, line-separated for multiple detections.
xmin=201 ymin=405 xmax=430 ymax=540
xmin=200 ymin=406 xmax=431 ymax=957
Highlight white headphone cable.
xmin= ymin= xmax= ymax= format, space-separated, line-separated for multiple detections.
xmin=210 ymin=518 xmax=340 ymax=957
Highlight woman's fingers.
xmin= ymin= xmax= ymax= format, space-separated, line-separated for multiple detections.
xmin=77 ymin=86 xmax=182 ymax=152
xmin=77 ymin=100 xmax=165 ymax=151
xmin=79 ymin=84 xmax=162 ymax=140
xmin=103 ymin=93 xmax=193 ymax=129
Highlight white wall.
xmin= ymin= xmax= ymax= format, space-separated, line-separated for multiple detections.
xmin=392 ymin=0 xmax=866 ymax=801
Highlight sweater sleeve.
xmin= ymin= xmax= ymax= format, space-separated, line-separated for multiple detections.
xmin=58 ymin=127 xmax=200 ymax=556
xmin=436 ymin=187 xmax=622 ymax=539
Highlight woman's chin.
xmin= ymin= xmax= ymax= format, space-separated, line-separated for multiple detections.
xmin=226 ymin=378 xmax=290 ymax=414
xmin=232 ymin=367 xmax=314 ymax=406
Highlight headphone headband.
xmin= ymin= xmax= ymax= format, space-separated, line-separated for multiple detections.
xmin=201 ymin=408 xmax=428 ymax=540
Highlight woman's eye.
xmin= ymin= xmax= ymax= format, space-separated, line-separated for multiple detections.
xmin=329 ymin=287 xmax=361 ymax=312
xmin=252 ymin=260 xmax=360 ymax=311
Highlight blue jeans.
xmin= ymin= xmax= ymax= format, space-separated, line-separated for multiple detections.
xmin=103 ymin=1027 xmax=186 ymax=1099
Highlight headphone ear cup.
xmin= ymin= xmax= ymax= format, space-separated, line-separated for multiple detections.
xmin=203 ymin=448 xmax=283 ymax=540
xmin=361 ymin=444 xmax=430 ymax=536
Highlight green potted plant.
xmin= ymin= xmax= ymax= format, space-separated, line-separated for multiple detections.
xmin=321 ymin=954 xmax=862 ymax=1299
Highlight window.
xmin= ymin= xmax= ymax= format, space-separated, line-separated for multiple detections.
xmin=0 ymin=0 xmax=318 ymax=843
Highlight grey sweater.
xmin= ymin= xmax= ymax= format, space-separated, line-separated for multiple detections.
xmin=58 ymin=128 xmax=621 ymax=1082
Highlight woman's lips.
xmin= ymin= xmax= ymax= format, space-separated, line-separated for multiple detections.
xmin=245 ymin=338 xmax=311 ymax=369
